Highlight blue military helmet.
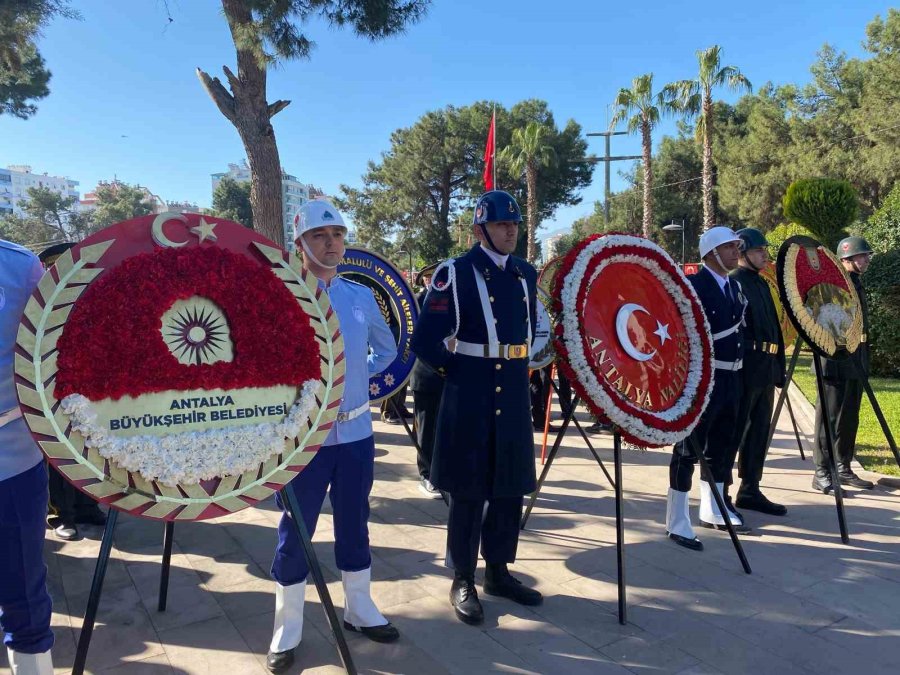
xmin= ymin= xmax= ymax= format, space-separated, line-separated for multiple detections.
xmin=473 ymin=190 xmax=523 ymax=226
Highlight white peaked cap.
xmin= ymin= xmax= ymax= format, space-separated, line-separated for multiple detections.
xmin=293 ymin=199 xmax=347 ymax=241
xmin=699 ymin=226 xmax=742 ymax=259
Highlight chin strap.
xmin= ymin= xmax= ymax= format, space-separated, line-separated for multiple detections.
xmin=299 ymin=238 xmax=339 ymax=270
xmin=741 ymin=251 xmax=763 ymax=272
xmin=478 ymin=223 xmax=502 ymax=254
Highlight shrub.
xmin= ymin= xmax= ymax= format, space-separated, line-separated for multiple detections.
xmin=865 ymin=249 xmax=900 ymax=377
xmin=766 ymin=221 xmax=815 ymax=258
xmin=783 ymin=178 xmax=858 ymax=250
xmin=861 ymin=183 xmax=900 ymax=254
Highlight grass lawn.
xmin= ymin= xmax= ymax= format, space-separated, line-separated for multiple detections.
xmin=790 ymin=351 xmax=900 ymax=477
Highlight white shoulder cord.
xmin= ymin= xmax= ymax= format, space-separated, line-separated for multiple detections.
xmin=429 ymin=259 xmax=460 ymax=338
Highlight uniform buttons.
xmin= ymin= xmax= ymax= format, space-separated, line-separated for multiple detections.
xmin=495 ymin=386 xmax=502 ymax=393
xmin=495 ymin=409 xmax=501 ymax=416
xmin=495 ymin=363 xmax=502 ymax=371
xmin=493 ymin=318 xmax=498 ymax=324
xmin=489 ymin=296 xmax=495 ymax=302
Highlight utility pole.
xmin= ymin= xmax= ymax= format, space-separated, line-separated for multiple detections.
xmin=585 ymin=131 xmax=642 ymax=225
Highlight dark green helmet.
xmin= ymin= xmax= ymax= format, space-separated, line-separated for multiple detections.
xmin=736 ymin=227 xmax=769 ymax=251
xmin=837 ymin=236 xmax=873 ymax=259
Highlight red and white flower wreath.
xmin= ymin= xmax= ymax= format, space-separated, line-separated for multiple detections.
xmin=553 ymin=234 xmax=714 ymax=447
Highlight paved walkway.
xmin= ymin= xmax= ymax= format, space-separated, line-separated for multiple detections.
xmin=3 ymin=391 xmax=899 ymax=674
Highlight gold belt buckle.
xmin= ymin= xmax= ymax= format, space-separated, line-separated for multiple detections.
xmin=860 ymin=333 xmax=867 ymax=343
xmin=506 ymin=344 xmax=527 ymax=359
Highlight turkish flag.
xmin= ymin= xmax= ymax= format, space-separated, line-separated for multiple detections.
xmin=483 ymin=111 xmax=495 ymax=191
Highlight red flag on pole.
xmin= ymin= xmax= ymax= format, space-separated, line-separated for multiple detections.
xmin=483 ymin=111 xmax=496 ymax=191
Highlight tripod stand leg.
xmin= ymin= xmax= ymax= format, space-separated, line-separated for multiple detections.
xmin=784 ymin=393 xmax=806 ymax=461
xmin=767 ymin=338 xmax=802 ymax=454
xmin=73 ymin=508 xmax=120 ymax=675
xmin=522 ymin=400 xmax=577 ymax=530
xmin=813 ymin=356 xmax=850 ymax=544
xmin=540 ymin=366 xmax=555 ymax=465
xmin=280 ymin=486 xmax=357 ymax=675
xmin=613 ymin=433 xmax=626 ymax=625
xmin=689 ymin=437 xmax=752 ymax=574
xmin=158 ymin=520 xmax=174 ymax=611
xmin=549 ymin=380 xmax=615 ymax=489
xmin=853 ymin=361 xmax=900 ymax=469
xmin=390 ymin=396 xmax=448 ymax=506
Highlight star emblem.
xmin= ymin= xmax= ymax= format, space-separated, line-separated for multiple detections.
xmin=384 ymin=373 xmax=395 ymax=387
xmin=190 ymin=218 xmax=218 ymax=243
xmin=653 ymin=320 xmax=671 ymax=346
xmin=369 ymin=383 xmax=381 ymax=396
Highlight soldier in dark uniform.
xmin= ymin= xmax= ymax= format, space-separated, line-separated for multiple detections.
xmin=666 ymin=226 xmax=749 ymax=551
xmin=411 ymin=190 xmax=542 ymax=625
xmin=728 ymin=228 xmax=788 ymax=516
xmin=410 ymin=262 xmax=444 ymax=498
xmin=812 ymin=236 xmax=875 ymax=493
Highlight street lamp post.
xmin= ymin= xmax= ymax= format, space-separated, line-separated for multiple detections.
xmin=662 ymin=220 xmax=686 ymax=267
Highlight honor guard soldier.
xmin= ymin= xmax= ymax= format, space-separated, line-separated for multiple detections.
xmin=410 ymin=262 xmax=444 ymax=498
xmin=267 ymin=201 xmax=399 ymax=674
xmin=812 ymin=236 xmax=875 ymax=493
xmin=729 ymin=228 xmax=788 ymax=516
xmin=1 ymin=240 xmax=55 ymax=674
xmin=666 ymin=226 xmax=749 ymax=551
xmin=411 ymin=190 xmax=542 ymax=625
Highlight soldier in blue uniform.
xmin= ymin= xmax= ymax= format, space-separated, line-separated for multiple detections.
xmin=411 ymin=190 xmax=542 ymax=626
xmin=666 ymin=226 xmax=749 ymax=551
xmin=267 ymin=201 xmax=399 ymax=674
xmin=1 ymin=240 xmax=55 ymax=674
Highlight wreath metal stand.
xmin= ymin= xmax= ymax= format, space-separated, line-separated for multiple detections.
xmin=73 ymin=496 xmax=358 ymax=675
xmin=387 ymin=396 xmax=449 ymax=506
xmin=766 ymin=337 xmax=808 ymax=460
xmin=519 ymin=392 xmax=626 ymax=624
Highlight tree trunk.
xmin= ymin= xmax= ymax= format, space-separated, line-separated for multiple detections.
xmin=641 ymin=118 xmax=653 ymax=239
xmin=701 ymin=93 xmax=715 ymax=230
xmin=526 ymin=163 xmax=538 ymax=263
xmin=197 ymin=0 xmax=291 ymax=246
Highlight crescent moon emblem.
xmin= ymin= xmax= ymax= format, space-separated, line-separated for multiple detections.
xmin=151 ymin=212 xmax=189 ymax=248
xmin=615 ymin=303 xmax=657 ymax=362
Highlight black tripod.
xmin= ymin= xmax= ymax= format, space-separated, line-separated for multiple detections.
xmin=72 ymin=492 xmax=358 ymax=675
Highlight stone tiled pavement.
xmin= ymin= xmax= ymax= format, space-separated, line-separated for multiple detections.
xmin=3 ymin=391 xmax=899 ymax=674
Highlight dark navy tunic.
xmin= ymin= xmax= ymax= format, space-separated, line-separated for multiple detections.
xmin=410 ymin=245 xmax=538 ymax=499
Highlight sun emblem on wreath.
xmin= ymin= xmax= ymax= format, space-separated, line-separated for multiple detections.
xmin=161 ymin=296 xmax=234 ymax=366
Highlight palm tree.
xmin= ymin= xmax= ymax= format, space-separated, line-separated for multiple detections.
xmin=664 ymin=45 xmax=752 ymax=229
xmin=609 ymin=73 xmax=672 ymax=239
xmin=500 ymin=121 xmax=557 ymax=263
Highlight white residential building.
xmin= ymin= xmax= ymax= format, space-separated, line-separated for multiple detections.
xmin=0 ymin=165 xmax=80 ymax=217
xmin=211 ymin=161 xmax=310 ymax=250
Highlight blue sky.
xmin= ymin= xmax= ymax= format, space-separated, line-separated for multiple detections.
xmin=0 ymin=0 xmax=892 ymax=237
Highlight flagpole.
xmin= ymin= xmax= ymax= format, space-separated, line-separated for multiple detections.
xmin=492 ymin=106 xmax=498 ymax=191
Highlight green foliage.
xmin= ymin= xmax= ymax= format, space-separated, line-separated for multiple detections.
xmin=783 ymin=178 xmax=858 ymax=249
xmin=212 ymin=177 xmax=253 ymax=229
xmin=0 ymin=1 xmax=78 ymax=118
xmin=339 ymin=99 xmax=591 ymax=262
xmin=862 ymin=182 xmax=900 ymax=253
xmin=865 ymin=249 xmax=900 ymax=377
xmin=0 ymin=185 xmax=95 ymax=246
xmin=91 ymin=182 xmax=155 ymax=230
xmin=766 ymin=222 xmax=816 ymax=258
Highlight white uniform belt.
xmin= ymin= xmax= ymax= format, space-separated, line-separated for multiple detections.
xmin=336 ymin=402 xmax=370 ymax=423
xmin=713 ymin=359 xmax=743 ymax=371
xmin=0 ymin=406 xmax=23 ymax=429
xmin=455 ymin=340 xmax=529 ymax=360
xmin=712 ymin=320 xmax=742 ymax=341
